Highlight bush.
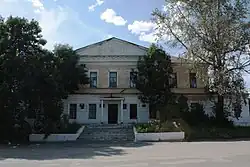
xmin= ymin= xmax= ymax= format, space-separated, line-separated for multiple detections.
xmin=33 ymin=114 xmax=82 ymax=135
xmin=181 ymin=103 xmax=211 ymax=126
xmin=136 ymin=120 xmax=182 ymax=133
xmin=58 ymin=122 xmax=81 ymax=134
xmin=186 ymin=126 xmax=250 ymax=141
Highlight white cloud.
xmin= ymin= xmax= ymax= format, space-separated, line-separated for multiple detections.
xmin=38 ymin=8 xmax=69 ymax=49
xmin=88 ymin=0 xmax=104 ymax=12
xmin=128 ymin=20 xmax=157 ymax=43
xmin=128 ymin=21 xmax=156 ymax=35
xmin=100 ymin=8 xmax=127 ymax=26
xmin=138 ymin=32 xmax=157 ymax=43
xmin=28 ymin=0 xmax=44 ymax=13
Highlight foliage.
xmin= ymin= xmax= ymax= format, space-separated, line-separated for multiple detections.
xmin=182 ymin=103 xmax=212 ymax=126
xmin=58 ymin=122 xmax=82 ymax=134
xmin=187 ymin=126 xmax=250 ymax=141
xmin=159 ymin=102 xmax=180 ymax=121
xmin=153 ymin=0 xmax=250 ymax=121
xmin=0 ymin=16 xmax=89 ymax=142
xmin=136 ymin=120 xmax=182 ymax=133
xmin=233 ymin=98 xmax=243 ymax=119
xmin=177 ymin=94 xmax=189 ymax=113
xmin=131 ymin=44 xmax=175 ymax=119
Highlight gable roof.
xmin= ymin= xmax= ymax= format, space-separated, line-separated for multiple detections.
xmin=74 ymin=37 xmax=186 ymax=63
xmin=75 ymin=37 xmax=148 ymax=53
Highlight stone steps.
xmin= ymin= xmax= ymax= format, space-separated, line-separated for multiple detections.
xmin=79 ymin=124 xmax=135 ymax=142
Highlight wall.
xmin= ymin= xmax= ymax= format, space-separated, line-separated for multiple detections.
xmin=85 ymin=63 xmax=137 ymax=88
xmin=64 ymin=94 xmax=149 ymax=124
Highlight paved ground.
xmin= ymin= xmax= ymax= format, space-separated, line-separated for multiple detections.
xmin=0 ymin=141 xmax=250 ymax=167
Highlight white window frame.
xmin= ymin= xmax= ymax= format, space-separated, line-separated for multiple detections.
xmin=88 ymin=70 xmax=99 ymax=88
xmin=88 ymin=104 xmax=97 ymax=119
xmin=108 ymin=70 xmax=118 ymax=88
xmin=129 ymin=71 xmax=136 ymax=88
xmin=69 ymin=103 xmax=77 ymax=119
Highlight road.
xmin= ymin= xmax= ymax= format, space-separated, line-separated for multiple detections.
xmin=0 ymin=141 xmax=250 ymax=167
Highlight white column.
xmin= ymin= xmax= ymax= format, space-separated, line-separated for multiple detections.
xmin=101 ymin=100 xmax=104 ymax=124
xmin=121 ymin=100 xmax=123 ymax=124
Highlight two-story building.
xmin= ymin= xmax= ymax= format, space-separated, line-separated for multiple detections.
xmin=63 ymin=37 xmax=250 ymax=125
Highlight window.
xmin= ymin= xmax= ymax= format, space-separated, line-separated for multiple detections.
xmin=130 ymin=104 xmax=137 ymax=119
xmin=170 ymin=73 xmax=177 ymax=88
xmin=90 ymin=72 xmax=97 ymax=88
xmin=79 ymin=103 xmax=85 ymax=110
xmin=69 ymin=104 xmax=77 ymax=119
xmin=130 ymin=72 xmax=136 ymax=88
xmin=123 ymin=104 xmax=127 ymax=109
xmin=109 ymin=72 xmax=117 ymax=88
xmin=88 ymin=104 xmax=96 ymax=119
xmin=190 ymin=73 xmax=197 ymax=88
xmin=142 ymin=104 xmax=146 ymax=107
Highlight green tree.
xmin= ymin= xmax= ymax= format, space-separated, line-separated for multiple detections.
xmin=131 ymin=44 xmax=175 ymax=120
xmin=0 ymin=16 xmax=89 ymax=141
xmin=153 ymin=0 xmax=250 ymax=122
xmin=0 ymin=16 xmax=46 ymax=142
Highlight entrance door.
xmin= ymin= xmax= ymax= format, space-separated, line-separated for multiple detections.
xmin=108 ymin=104 xmax=118 ymax=124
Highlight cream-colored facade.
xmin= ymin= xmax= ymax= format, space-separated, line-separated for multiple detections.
xmin=63 ymin=37 xmax=250 ymax=125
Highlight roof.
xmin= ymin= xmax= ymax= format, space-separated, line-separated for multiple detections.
xmin=75 ymin=37 xmax=148 ymax=52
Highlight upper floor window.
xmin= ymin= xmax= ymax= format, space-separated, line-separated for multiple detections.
xmin=130 ymin=72 xmax=136 ymax=88
xmin=170 ymin=73 xmax=177 ymax=88
xmin=109 ymin=72 xmax=117 ymax=88
xmin=90 ymin=72 xmax=97 ymax=88
xmin=189 ymin=73 xmax=197 ymax=88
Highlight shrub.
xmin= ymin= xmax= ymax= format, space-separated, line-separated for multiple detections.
xmin=186 ymin=126 xmax=250 ymax=141
xmin=181 ymin=103 xmax=211 ymax=126
xmin=59 ymin=122 xmax=81 ymax=134
xmin=136 ymin=120 xmax=182 ymax=133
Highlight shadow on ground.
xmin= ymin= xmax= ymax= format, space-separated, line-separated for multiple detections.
xmin=0 ymin=141 xmax=152 ymax=160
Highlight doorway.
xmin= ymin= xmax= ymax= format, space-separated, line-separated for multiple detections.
xmin=108 ymin=104 xmax=118 ymax=124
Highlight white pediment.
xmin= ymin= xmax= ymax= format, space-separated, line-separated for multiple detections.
xmin=76 ymin=37 xmax=148 ymax=56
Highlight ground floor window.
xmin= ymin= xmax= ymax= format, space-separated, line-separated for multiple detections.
xmin=130 ymin=104 xmax=137 ymax=119
xmin=69 ymin=104 xmax=77 ymax=119
xmin=89 ymin=104 xmax=97 ymax=119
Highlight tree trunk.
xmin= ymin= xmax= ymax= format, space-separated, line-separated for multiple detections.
xmin=216 ymin=94 xmax=225 ymax=121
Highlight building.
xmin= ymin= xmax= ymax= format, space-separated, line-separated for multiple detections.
xmin=63 ymin=37 xmax=250 ymax=125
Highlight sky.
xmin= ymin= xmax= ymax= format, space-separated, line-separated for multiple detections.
xmin=0 ymin=0 xmax=250 ymax=87
xmin=0 ymin=0 xmax=167 ymax=51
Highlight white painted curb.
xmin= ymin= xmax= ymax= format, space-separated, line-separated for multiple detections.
xmin=133 ymin=126 xmax=184 ymax=142
xmin=29 ymin=126 xmax=85 ymax=142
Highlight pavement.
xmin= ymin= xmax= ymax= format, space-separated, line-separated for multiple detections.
xmin=0 ymin=141 xmax=250 ymax=167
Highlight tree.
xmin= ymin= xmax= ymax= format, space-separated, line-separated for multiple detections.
xmin=131 ymin=44 xmax=175 ymax=120
xmin=0 ymin=16 xmax=89 ymax=141
xmin=153 ymin=0 xmax=250 ymax=122
xmin=53 ymin=44 xmax=89 ymax=97
xmin=21 ymin=45 xmax=89 ymax=134
xmin=0 ymin=16 xmax=46 ymax=142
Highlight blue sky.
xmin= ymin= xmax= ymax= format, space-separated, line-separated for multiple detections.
xmin=0 ymin=0 xmax=166 ymax=51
